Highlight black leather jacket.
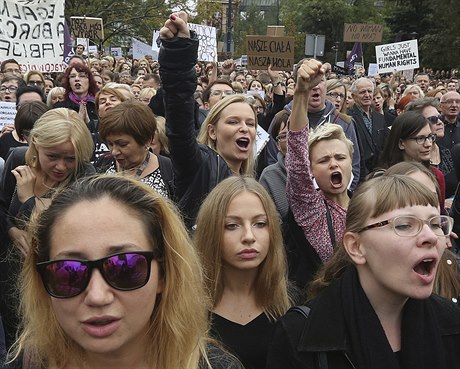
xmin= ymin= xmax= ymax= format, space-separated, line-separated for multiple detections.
xmin=159 ymin=33 xmax=232 ymax=229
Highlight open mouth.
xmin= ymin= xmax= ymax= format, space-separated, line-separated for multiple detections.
xmin=311 ymin=92 xmax=320 ymax=99
xmin=330 ymin=172 xmax=343 ymax=186
xmin=236 ymin=137 xmax=250 ymax=149
xmin=413 ymin=258 xmax=435 ymax=276
xmin=74 ymin=83 xmax=81 ymax=88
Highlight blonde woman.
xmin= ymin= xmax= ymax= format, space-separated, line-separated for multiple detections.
xmin=6 ymin=175 xmax=243 ymax=369
xmin=159 ymin=12 xmax=257 ymax=229
xmin=195 ymin=176 xmax=290 ymax=369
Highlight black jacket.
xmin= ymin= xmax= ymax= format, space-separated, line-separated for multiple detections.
xmin=350 ymin=105 xmax=389 ymax=180
xmin=159 ymin=33 xmax=232 ymax=229
xmin=267 ymin=283 xmax=460 ymax=369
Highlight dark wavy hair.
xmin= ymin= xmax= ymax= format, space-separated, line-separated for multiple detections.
xmin=61 ymin=64 xmax=98 ymax=97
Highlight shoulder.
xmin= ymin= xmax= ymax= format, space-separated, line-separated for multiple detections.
xmin=429 ymin=295 xmax=460 ymax=333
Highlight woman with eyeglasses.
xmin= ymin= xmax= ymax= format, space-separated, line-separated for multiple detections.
xmin=159 ymin=11 xmax=257 ymax=229
xmin=325 ymin=79 xmax=348 ymax=114
xmin=0 ymin=76 xmax=25 ymax=104
xmin=5 ymin=175 xmax=243 ymax=369
xmin=379 ymin=110 xmax=447 ymax=213
xmin=267 ymin=174 xmax=460 ymax=369
xmin=24 ymin=70 xmax=45 ymax=93
xmin=405 ymin=97 xmax=457 ymax=198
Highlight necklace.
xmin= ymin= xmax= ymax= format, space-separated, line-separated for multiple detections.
xmin=134 ymin=151 xmax=151 ymax=178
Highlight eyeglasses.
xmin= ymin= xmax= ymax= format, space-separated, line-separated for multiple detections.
xmin=426 ymin=115 xmax=443 ymax=124
xmin=210 ymin=89 xmax=235 ymax=97
xmin=4 ymin=68 xmax=21 ymax=74
xmin=69 ymin=72 xmax=88 ymax=79
xmin=358 ymin=215 xmax=453 ymax=238
xmin=407 ymin=133 xmax=437 ymax=145
xmin=276 ymin=133 xmax=287 ymax=142
xmin=327 ymin=92 xmax=345 ymax=99
xmin=37 ymin=251 xmax=155 ymax=298
xmin=0 ymin=85 xmax=18 ymax=93
xmin=28 ymin=80 xmax=44 ymax=86
xmin=441 ymin=99 xmax=460 ymax=105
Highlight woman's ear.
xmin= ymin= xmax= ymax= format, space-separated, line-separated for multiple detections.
xmin=207 ymin=124 xmax=216 ymax=141
xmin=398 ymin=138 xmax=405 ymax=151
xmin=343 ymin=231 xmax=366 ymax=265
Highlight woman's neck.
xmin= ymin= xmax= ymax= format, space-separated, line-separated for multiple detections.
xmin=430 ymin=143 xmax=440 ymax=165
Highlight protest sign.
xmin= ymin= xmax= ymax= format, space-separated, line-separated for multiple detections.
xmin=152 ymin=30 xmax=161 ymax=52
xmin=0 ymin=0 xmax=66 ymax=73
xmin=132 ymin=38 xmax=157 ymax=60
xmin=189 ymin=23 xmax=217 ymax=62
xmin=375 ymin=39 xmax=419 ymax=74
xmin=368 ymin=63 xmax=378 ymax=76
xmin=246 ymin=35 xmax=294 ymax=71
xmin=70 ymin=17 xmax=104 ymax=40
xmin=0 ymin=102 xmax=17 ymax=129
xmin=343 ymin=23 xmax=383 ymax=43
xmin=111 ymin=47 xmax=122 ymax=57
xmin=332 ymin=64 xmax=351 ymax=75
xmin=255 ymin=125 xmax=270 ymax=158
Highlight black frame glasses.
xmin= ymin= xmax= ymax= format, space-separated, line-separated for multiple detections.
xmin=327 ymin=92 xmax=345 ymax=99
xmin=37 ymin=251 xmax=155 ymax=298
xmin=407 ymin=133 xmax=437 ymax=145
xmin=358 ymin=215 xmax=453 ymax=237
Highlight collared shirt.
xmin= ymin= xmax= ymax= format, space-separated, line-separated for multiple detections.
xmin=356 ymin=104 xmax=373 ymax=133
xmin=437 ymin=115 xmax=460 ymax=150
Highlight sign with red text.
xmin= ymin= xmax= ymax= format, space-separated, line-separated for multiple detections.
xmin=376 ymin=39 xmax=419 ymax=73
xmin=0 ymin=0 xmax=66 ymax=72
xmin=246 ymin=35 xmax=294 ymax=71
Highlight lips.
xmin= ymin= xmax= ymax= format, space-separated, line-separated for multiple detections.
xmin=237 ymin=248 xmax=259 ymax=259
xmin=74 ymin=83 xmax=82 ymax=89
xmin=236 ymin=137 xmax=251 ymax=151
xmin=330 ymin=171 xmax=343 ymax=188
xmin=81 ymin=316 xmax=121 ymax=338
xmin=413 ymin=256 xmax=437 ymax=284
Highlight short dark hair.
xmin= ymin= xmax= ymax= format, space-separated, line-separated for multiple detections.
xmin=202 ymin=79 xmax=233 ymax=103
xmin=1 ymin=59 xmax=20 ymax=72
xmin=15 ymin=101 xmax=49 ymax=140
xmin=16 ymin=85 xmax=46 ymax=105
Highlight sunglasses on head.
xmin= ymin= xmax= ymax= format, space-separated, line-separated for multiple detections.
xmin=37 ymin=251 xmax=155 ymax=298
xmin=426 ymin=115 xmax=443 ymax=124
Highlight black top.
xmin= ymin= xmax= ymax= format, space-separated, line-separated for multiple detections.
xmin=210 ymin=312 xmax=274 ymax=369
xmin=0 ymin=133 xmax=27 ymax=160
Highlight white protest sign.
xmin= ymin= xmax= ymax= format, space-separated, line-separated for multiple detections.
xmin=376 ymin=39 xmax=419 ymax=74
xmin=152 ymin=26 xmax=217 ymax=62
xmin=132 ymin=38 xmax=158 ymax=60
xmin=368 ymin=63 xmax=378 ymax=76
xmin=188 ymin=23 xmax=217 ymax=62
xmin=0 ymin=0 xmax=66 ymax=73
xmin=255 ymin=125 xmax=270 ymax=157
xmin=0 ymin=102 xmax=17 ymax=128
xmin=111 ymin=47 xmax=123 ymax=57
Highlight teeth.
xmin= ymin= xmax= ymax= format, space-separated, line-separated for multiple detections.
xmin=423 ymin=259 xmax=433 ymax=263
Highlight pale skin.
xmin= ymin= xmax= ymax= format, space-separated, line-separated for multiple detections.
xmin=291 ymin=59 xmax=350 ymax=208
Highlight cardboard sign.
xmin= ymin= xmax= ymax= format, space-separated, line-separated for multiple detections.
xmin=343 ymin=23 xmax=383 ymax=43
xmin=0 ymin=102 xmax=16 ymax=128
xmin=70 ymin=17 xmax=104 ymax=40
xmin=246 ymin=35 xmax=294 ymax=71
xmin=375 ymin=39 xmax=419 ymax=74
xmin=0 ymin=0 xmax=66 ymax=73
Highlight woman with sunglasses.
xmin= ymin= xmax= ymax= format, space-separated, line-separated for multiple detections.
xmin=379 ymin=110 xmax=447 ymax=213
xmin=405 ymin=97 xmax=457 ymax=198
xmin=6 ymin=175 xmax=243 ymax=369
xmin=159 ymin=12 xmax=257 ymax=229
xmin=267 ymin=174 xmax=460 ymax=369
xmin=24 ymin=71 xmax=46 ymax=93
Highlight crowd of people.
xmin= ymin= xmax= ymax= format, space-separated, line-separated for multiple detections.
xmin=1 ymin=10 xmax=460 ymax=369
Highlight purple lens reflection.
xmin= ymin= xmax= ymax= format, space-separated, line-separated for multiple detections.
xmin=43 ymin=261 xmax=89 ymax=297
xmin=103 ymin=253 xmax=149 ymax=289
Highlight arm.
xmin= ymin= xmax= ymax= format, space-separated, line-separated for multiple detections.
xmin=159 ymin=12 xmax=203 ymax=196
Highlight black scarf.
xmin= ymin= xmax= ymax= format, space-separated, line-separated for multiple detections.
xmin=340 ymin=266 xmax=447 ymax=369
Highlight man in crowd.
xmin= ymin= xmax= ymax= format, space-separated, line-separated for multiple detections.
xmin=1 ymin=59 xmax=22 ymax=78
xmin=437 ymin=91 xmax=460 ymax=150
xmin=415 ymin=72 xmax=430 ymax=93
xmin=349 ymin=77 xmax=389 ymax=179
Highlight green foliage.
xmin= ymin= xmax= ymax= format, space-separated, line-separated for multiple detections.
xmin=65 ymin=0 xmax=189 ymax=45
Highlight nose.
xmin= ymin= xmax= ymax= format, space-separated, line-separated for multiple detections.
xmin=55 ymin=159 xmax=67 ymax=171
xmin=84 ymin=269 xmax=114 ymax=306
xmin=111 ymin=145 xmax=121 ymax=156
xmin=417 ymin=223 xmax=439 ymax=248
xmin=242 ymin=224 xmax=256 ymax=244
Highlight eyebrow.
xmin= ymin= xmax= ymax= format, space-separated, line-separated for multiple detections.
xmin=53 ymin=244 xmax=142 ymax=259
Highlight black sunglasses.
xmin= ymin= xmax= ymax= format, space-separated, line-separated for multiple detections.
xmin=426 ymin=115 xmax=443 ymax=124
xmin=37 ymin=251 xmax=155 ymax=298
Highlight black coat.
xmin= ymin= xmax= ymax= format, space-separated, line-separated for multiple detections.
xmin=350 ymin=105 xmax=389 ymax=180
xmin=159 ymin=33 xmax=232 ymax=229
xmin=267 ymin=282 xmax=460 ymax=369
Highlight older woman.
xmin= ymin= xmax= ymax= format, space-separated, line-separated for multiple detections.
xmin=6 ymin=175 xmax=243 ymax=369
xmin=24 ymin=71 xmax=46 ymax=93
xmin=97 ymin=100 xmax=173 ymax=198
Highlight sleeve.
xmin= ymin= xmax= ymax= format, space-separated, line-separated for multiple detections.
xmin=159 ymin=33 xmax=204 ymax=195
xmin=285 ymin=126 xmax=329 ymax=251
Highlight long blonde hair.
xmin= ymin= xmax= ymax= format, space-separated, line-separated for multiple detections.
xmin=197 ymin=95 xmax=257 ymax=175
xmin=194 ymin=176 xmax=290 ymax=320
xmin=9 ymin=175 xmax=212 ymax=369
